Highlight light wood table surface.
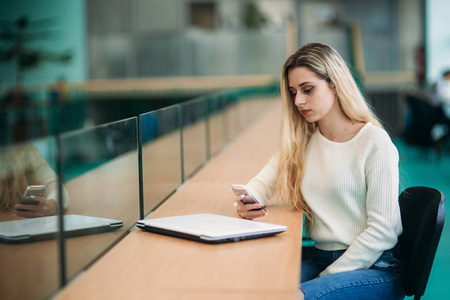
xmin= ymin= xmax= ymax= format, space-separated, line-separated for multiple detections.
xmin=55 ymin=99 xmax=304 ymax=300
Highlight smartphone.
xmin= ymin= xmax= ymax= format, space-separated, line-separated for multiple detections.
xmin=230 ymin=184 xmax=265 ymax=211
xmin=19 ymin=185 xmax=46 ymax=207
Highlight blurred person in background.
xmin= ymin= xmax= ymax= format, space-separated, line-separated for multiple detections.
xmin=430 ymin=70 xmax=450 ymax=107
xmin=431 ymin=69 xmax=450 ymax=118
xmin=428 ymin=70 xmax=450 ymax=145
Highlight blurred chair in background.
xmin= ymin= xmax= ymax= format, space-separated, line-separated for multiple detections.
xmin=403 ymin=92 xmax=449 ymax=157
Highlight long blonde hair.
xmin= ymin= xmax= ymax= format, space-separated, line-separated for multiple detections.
xmin=276 ymin=43 xmax=382 ymax=223
xmin=0 ymin=144 xmax=35 ymax=211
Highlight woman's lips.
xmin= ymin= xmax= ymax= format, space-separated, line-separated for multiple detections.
xmin=300 ymin=109 xmax=311 ymax=116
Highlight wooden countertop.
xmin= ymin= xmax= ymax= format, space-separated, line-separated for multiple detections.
xmin=55 ymin=99 xmax=304 ymax=300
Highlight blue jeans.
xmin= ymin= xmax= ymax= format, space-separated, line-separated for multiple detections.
xmin=300 ymin=247 xmax=405 ymax=300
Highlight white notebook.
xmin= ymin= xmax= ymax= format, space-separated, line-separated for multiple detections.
xmin=0 ymin=214 xmax=123 ymax=244
xmin=136 ymin=213 xmax=287 ymax=243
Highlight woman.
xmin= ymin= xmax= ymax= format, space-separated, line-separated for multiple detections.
xmin=234 ymin=43 xmax=404 ymax=299
xmin=0 ymin=142 xmax=69 ymax=218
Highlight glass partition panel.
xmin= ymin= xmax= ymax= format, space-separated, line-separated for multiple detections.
xmin=0 ymin=103 xmax=86 ymax=147
xmin=58 ymin=100 xmax=88 ymax=133
xmin=0 ymin=136 xmax=61 ymax=300
xmin=207 ymin=95 xmax=228 ymax=155
xmin=180 ymin=98 xmax=207 ymax=179
xmin=240 ymin=94 xmax=277 ymax=120
xmin=59 ymin=117 xmax=139 ymax=282
xmin=224 ymin=90 xmax=280 ymax=143
xmin=257 ymin=95 xmax=280 ymax=116
xmin=225 ymin=93 xmax=244 ymax=141
xmin=35 ymin=105 xmax=59 ymax=137
xmin=140 ymin=106 xmax=182 ymax=216
xmin=0 ymin=107 xmax=51 ymax=145
xmin=240 ymin=95 xmax=262 ymax=121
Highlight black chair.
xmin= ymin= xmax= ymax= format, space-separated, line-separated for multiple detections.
xmin=404 ymin=94 xmax=450 ymax=157
xmin=398 ymin=186 xmax=445 ymax=300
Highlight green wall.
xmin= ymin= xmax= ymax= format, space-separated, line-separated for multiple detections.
xmin=0 ymin=0 xmax=88 ymax=87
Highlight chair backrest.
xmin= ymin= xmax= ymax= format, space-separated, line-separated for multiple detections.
xmin=398 ymin=186 xmax=445 ymax=298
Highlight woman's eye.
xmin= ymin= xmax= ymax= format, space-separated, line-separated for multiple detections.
xmin=303 ymin=87 xmax=313 ymax=94
xmin=290 ymin=90 xmax=297 ymax=96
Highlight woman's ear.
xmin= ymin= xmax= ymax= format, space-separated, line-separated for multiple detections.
xmin=329 ymin=81 xmax=336 ymax=93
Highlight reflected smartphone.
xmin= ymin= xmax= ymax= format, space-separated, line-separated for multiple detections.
xmin=230 ymin=184 xmax=265 ymax=211
xmin=19 ymin=185 xmax=46 ymax=210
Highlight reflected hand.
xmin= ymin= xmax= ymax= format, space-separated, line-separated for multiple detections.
xmin=234 ymin=195 xmax=267 ymax=220
xmin=14 ymin=197 xmax=57 ymax=218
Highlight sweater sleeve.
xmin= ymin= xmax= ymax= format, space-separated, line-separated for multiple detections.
xmin=320 ymin=133 xmax=402 ymax=277
xmin=245 ymin=155 xmax=278 ymax=206
xmin=28 ymin=147 xmax=70 ymax=211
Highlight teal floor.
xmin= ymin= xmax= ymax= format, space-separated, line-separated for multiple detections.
xmin=395 ymin=138 xmax=450 ymax=299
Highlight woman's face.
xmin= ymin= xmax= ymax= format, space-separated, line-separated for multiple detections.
xmin=287 ymin=66 xmax=338 ymax=124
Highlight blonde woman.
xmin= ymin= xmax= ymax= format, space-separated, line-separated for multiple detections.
xmin=0 ymin=143 xmax=69 ymax=218
xmin=234 ymin=43 xmax=404 ymax=299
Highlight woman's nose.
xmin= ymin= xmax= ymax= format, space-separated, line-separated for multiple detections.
xmin=295 ymin=93 xmax=305 ymax=106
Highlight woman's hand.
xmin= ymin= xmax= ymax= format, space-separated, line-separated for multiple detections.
xmin=13 ymin=196 xmax=57 ymax=218
xmin=234 ymin=195 xmax=267 ymax=220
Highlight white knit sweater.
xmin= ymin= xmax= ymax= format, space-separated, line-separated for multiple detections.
xmin=246 ymin=122 xmax=402 ymax=277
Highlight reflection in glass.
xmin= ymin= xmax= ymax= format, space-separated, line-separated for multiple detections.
xmin=0 ymin=106 xmax=41 ymax=145
xmin=140 ymin=106 xmax=182 ymax=216
xmin=181 ymin=98 xmax=207 ymax=179
xmin=0 ymin=140 xmax=67 ymax=219
xmin=59 ymin=117 xmax=139 ymax=282
xmin=0 ymin=136 xmax=61 ymax=300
